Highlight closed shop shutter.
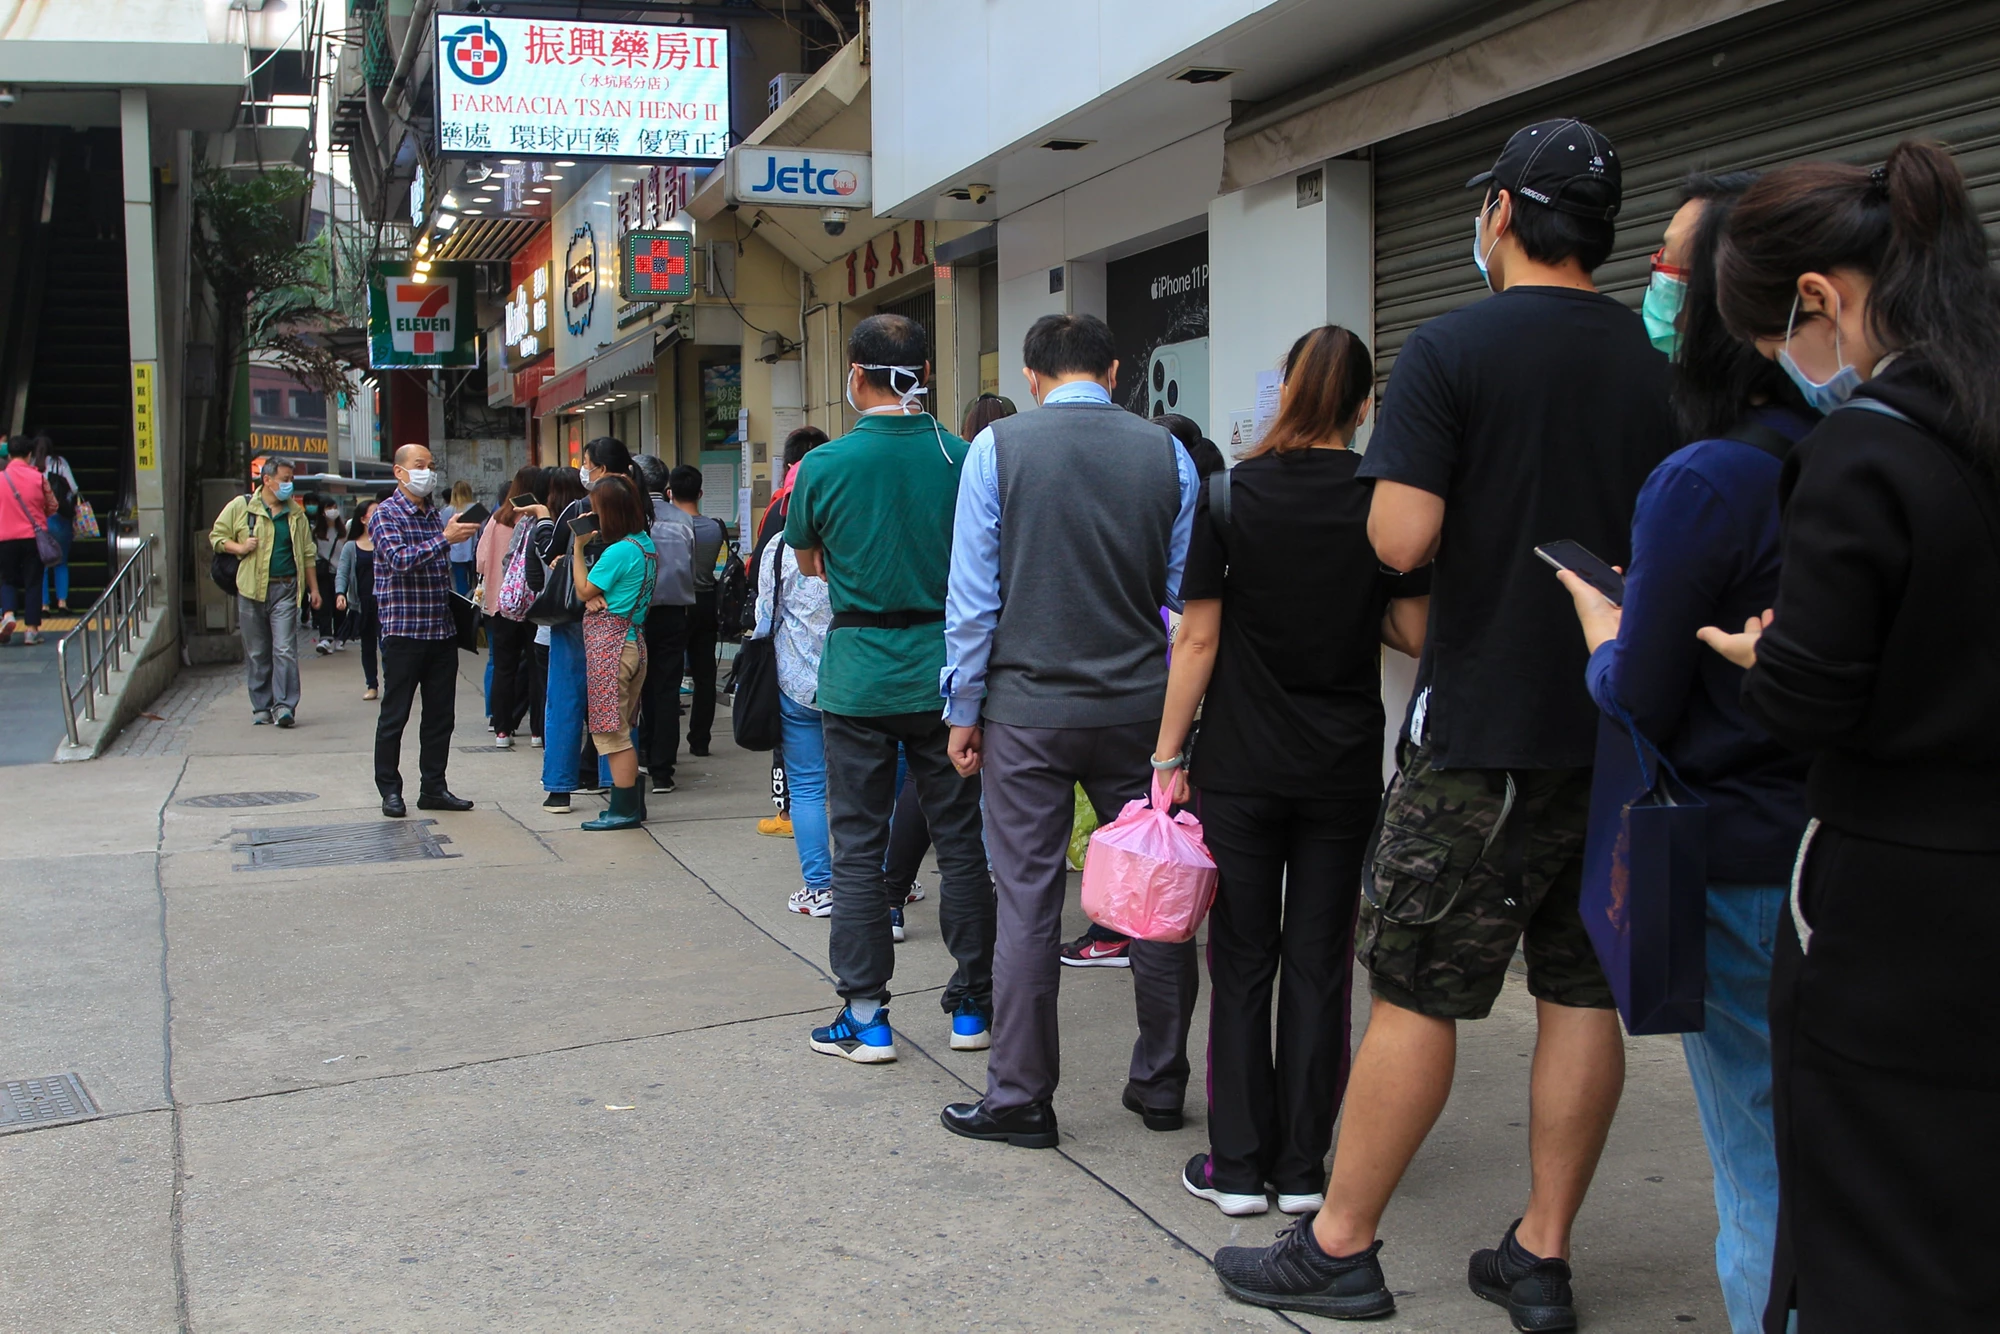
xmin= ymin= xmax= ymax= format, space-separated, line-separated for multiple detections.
xmin=1371 ymin=0 xmax=2000 ymax=382
xmin=876 ymin=287 xmax=937 ymax=344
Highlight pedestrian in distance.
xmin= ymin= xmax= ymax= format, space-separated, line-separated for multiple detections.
xmin=1554 ymin=170 xmax=1813 ymax=1334
xmin=445 ymin=478 xmax=477 ymax=598
xmin=1160 ymin=325 xmax=1430 ymax=1220
xmin=568 ymin=474 xmax=657 ymax=831
xmin=370 ymin=443 xmax=480 ymax=819
xmin=667 ymin=464 xmax=727 ymax=758
xmin=1214 ymin=118 xmax=1678 ymax=1327
xmin=959 ymin=391 xmax=1016 ymax=442
xmin=1700 ymin=139 xmax=2000 ymax=1334
xmin=33 ymin=435 xmax=77 ymax=615
xmin=311 ymin=503 xmax=343 ymax=655
xmin=335 ymin=498 xmax=382 ymax=700
xmin=785 ymin=312 xmax=996 ymax=1065
xmin=0 ymin=432 xmax=59 ymax=645
xmin=208 ymin=457 xmax=322 ymax=724
xmin=481 ymin=465 xmax=546 ymax=751
xmin=938 ymin=312 xmax=1201 ymax=1150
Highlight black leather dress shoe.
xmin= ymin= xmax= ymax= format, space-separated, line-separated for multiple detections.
xmin=380 ymin=792 xmax=406 ymax=818
xmin=1123 ymin=1087 xmax=1184 ymax=1132
xmin=940 ymin=1098 xmax=1059 ymax=1149
xmin=416 ymin=789 xmax=474 ymax=812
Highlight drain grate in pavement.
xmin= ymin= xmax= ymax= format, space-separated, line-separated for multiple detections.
xmin=0 ymin=1073 xmax=101 ymax=1134
xmin=181 ymin=790 xmax=319 ymax=809
xmin=231 ymin=819 xmax=455 ymax=870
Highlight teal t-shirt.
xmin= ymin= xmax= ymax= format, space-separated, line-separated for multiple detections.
xmin=784 ymin=413 xmax=968 ymax=716
xmin=588 ymin=532 xmax=656 ymax=639
xmin=268 ymin=512 xmax=296 ymax=578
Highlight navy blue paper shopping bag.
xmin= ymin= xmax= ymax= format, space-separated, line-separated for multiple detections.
xmin=1580 ymin=710 xmax=1709 ymax=1036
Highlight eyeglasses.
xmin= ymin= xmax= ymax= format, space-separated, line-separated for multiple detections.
xmin=1649 ymin=246 xmax=1692 ymax=280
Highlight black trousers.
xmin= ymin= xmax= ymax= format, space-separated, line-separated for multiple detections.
xmin=374 ymin=635 xmax=458 ymax=796
xmin=0 ymin=537 xmax=43 ymax=625
xmin=683 ymin=591 xmax=718 ymax=751
xmin=1198 ymin=788 xmax=1375 ymax=1195
xmin=487 ymin=615 xmax=540 ymax=737
xmin=883 ymin=765 xmax=932 ymax=893
xmin=355 ymin=605 xmax=380 ymax=690
xmin=638 ymin=604 xmax=689 ymax=778
xmin=1765 ymin=824 xmax=2000 ymax=1333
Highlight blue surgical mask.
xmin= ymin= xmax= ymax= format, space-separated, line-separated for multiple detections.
xmin=276 ymin=481 xmax=294 ymax=501
xmin=1471 ymin=201 xmax=1499 ymax=292
xmin=1778 ymin=293 xmax=1864 ymax=415
xmin=1641 ymin=271 xmax=1687 ymax=357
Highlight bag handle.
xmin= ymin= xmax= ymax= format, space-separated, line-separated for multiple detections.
xmin=1603 ymin=695 xmax=1691 ymax=795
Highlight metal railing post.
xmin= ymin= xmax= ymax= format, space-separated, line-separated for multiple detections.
xmin=55 ymin=534 xmax=157 ymax=748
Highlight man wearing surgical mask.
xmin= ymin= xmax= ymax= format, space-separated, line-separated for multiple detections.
xmin=368 ymin=443 xmax=481 ymax=818
xmin=209 ymin=457 xmax=322 ymax=727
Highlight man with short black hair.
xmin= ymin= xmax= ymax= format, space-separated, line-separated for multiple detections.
xmin=667 ymin=465 xmax=726 ymax=757
xmin=786 ymin=313 xmax=995 ymax=1065
xmin=936 ymin=312 xmax=1200 ymax=1150
xmin=1215 ymin=119 xmax=1677 ymax=1327
xmin=633 ymin=454 xmax=693 ymax=793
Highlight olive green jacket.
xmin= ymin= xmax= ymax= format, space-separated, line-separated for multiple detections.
xmin=209 ymin=490 xmax=317 ymax=602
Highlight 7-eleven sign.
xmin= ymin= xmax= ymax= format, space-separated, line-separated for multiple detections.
xmin=368 ymin=262 xmax=478 ymax=368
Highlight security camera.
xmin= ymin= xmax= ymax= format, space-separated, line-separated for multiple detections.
xmin=821 ymin=208 xmax=848 ymax=237
xmin=964 ymin=183 xmax=992 ymax=205
xmin=0 ymin=87 xmax=17 ymax=108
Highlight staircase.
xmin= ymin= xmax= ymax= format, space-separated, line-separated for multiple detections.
xmin=21 ymin=130 xmax=130 ymax=608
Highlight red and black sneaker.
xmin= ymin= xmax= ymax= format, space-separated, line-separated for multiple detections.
xmin=1059 ymin=931 xmax=1131 ymax=968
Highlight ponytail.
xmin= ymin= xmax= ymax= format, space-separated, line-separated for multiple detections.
xmin=1245 ymin=325 xmax=1373 ymax=459
xmin=1717 ymin=139 xmax=2000 ymax=462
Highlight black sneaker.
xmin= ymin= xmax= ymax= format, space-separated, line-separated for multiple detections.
xmin=1468 ymin=1220 xmax=1576 ymax=1332
xmin=652 ymin=775 xmax=676 ymax=794
xmin=1214 ymin=1214 xmax=1395 ymax=1320
xmin=542 ymin=791 xmax=572 ymax=814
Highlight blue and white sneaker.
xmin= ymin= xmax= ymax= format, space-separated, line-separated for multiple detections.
xmin=890 ymin=906 xmax=906 ymax=943
xmin=950 ymin=998 xmax=991 ymax=1051
xmin=810 ymin=1004 xmax=897 ymax=1064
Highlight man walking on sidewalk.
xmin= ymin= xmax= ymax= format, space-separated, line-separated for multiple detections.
xmin=786 ymin=312 xmax=995 ymax=1065
xmin=209 ymin=457 xmax=321 ymax=727
xmin=371 ymin=443 xmax=481 ymax=819
xmin=938 ymin=312 xmax=1200 ymax=1150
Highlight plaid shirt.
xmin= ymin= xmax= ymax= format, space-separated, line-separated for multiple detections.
xmin=369 ymin=487 xmax=453 ymax=640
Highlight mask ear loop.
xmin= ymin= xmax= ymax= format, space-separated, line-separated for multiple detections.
xmin=863 ymin=364 xmax=954 ymax=464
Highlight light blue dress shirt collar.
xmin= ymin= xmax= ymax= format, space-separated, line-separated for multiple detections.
xmin=1040 ymin=380 xmax=1113 ymax=406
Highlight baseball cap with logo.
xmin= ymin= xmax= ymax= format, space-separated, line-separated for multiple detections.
xmin=1466 ymin=118 xmax=1622 ymax=220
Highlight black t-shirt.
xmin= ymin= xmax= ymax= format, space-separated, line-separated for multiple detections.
xmin=1183 ymin=449 xmax=1430 ymax=797
xmin=1357 ymin=285 xmax=1676 ymax=770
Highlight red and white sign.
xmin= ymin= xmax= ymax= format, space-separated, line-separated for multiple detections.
xmin=387 ymin=276 xmax=460 ymax=356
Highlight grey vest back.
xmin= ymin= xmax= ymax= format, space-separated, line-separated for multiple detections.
xmin=986 ymin=402 xmax=1180 ymax=728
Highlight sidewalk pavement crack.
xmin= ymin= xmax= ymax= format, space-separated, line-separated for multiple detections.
xmin=646 ymin=824 xmax=836 ymax=988
xmin=489 ymin=797 xmax=563 ymax=861
xmin=156 ymin=754 xmax=193 ymax=1334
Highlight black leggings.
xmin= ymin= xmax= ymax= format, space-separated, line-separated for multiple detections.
xmin=356 ymin=606 xmax=380 ymax=688
xmin=0 ymin=537 xmax=43 ymax=625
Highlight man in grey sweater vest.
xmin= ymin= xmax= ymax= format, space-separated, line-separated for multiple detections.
xmin=937 ymin=313 xmax=1201 ymax=1148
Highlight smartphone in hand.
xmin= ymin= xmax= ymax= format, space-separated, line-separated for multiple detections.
xmin=456 ymin=501 xmax=491 ymax=527
xmin=568 ymin=512 xmax=600 ymax=538
xmin=1534 ymin=540 xmax=1625 ymax=606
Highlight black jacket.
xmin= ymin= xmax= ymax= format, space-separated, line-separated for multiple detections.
xmin=1744 ymin=359 xmax=2000 ymax=851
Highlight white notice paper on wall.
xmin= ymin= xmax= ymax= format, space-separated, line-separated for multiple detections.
xmin=1227 ymin=410 xmax=1256 ymax=458
xmin=699 ymin=464 xmax=737 ymax=522
xmin=1252 ymin=370 xmax=1282 ymax=445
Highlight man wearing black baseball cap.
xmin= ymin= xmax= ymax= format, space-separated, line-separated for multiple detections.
xmin=1214 ymin=118 xmax=1678 ymax=1328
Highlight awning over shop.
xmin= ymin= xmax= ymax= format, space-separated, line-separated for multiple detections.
xmin=535 ymin=365 xmax=588 ymax=418
xmin=585 ymin=328 xmax=661 ymax=395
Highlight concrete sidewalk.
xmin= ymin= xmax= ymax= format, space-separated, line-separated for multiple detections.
xmin=1 ymin=645 xmax=1730 ymax=1331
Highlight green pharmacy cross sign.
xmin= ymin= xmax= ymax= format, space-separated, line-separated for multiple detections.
xmin=621 ymin=230 xmax=693 ymax=302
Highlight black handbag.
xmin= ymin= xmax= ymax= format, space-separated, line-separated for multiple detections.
xmin=210 ymin=497 xmax=254 ymax=594
xmin=526 ymin=550 xmax=585 ymax=626
xmin=730 ymin=546 xmax=785 ymax=751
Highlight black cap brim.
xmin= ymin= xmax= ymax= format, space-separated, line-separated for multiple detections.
xmin=1465 ymin=169 xmax=1496 ymax=191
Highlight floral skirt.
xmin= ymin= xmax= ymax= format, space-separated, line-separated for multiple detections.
xmin=583 ymin=610 xmax=648 ymax=738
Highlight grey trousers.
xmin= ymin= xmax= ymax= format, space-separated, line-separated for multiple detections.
xmin=239 ymin=578 xmax=300 ymax=713
xmin=821 ymin=710 xmax=994 ymax=1014
xmin=982 ymin=718 xmax=1199 ymax=1113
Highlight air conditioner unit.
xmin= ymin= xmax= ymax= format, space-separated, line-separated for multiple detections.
xmin=769 ymin=73 xmax=809 ymax=113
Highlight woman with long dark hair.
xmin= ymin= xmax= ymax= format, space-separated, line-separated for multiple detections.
xmin=334 ymin=498 xmax=380 ymax=699
xmin=568 ymin=474 xmax=656 ymax=829
xmin=1555 ymin=170 xmax=1813 ymax=1334
xmin=481 ymin=465 xmax=547 ymax=749
xmin=1155 ymin=325 xmax=1429 ymax=1218
xmin=1702 ymin=140 xmax=2000 ymax=1331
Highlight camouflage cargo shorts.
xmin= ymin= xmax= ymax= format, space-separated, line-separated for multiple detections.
xmin=1355 ymin=741 xmax=1613 ymax=1021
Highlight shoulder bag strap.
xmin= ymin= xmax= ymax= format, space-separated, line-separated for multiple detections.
xmin=1207 ymin=468 xmax=1231 ymax=535
xmin=2 ymin=470 xmax=39 ymax=529
xmin=1721 ymin=417 xmax=1798 ymax=462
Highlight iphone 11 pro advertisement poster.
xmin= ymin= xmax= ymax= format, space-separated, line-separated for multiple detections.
xmin=1105 ymin=233 xmax=1210 ymax=437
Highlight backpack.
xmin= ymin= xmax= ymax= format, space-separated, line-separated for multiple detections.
xmin=649 ymin=504 xmax=697 ymax=607
xmin=48 ymin=469 xmax=75 ymax=521
xmin=210 ymin=494 xmax=254 ymax=595
xmin=495 ymin=521 xmax=543 ymax=620
xmin=715 ymin=539 xmax=751 ymax=640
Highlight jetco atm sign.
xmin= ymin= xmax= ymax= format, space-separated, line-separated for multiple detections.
xmin=367 ymin=262 xmax=479 ymax=369
xmin=726 ymin=147 xmax=870 ymax=210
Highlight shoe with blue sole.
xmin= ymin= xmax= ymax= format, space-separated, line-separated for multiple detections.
xmin=950 ymin=998 xmax=991 ymax=1051
xmin=810 ymin=1004 xmax=897 ymax=1064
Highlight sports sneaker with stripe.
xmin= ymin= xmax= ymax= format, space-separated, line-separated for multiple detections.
xmin=1184 ymin=1153 xmax=1267 ymax=1216
xmin=1214 ymin=1215 xmax=1395 ymax=1320
xmin=1059 ymin=931 xmax=1131 ymax=968
xmin=809 ymin=1003 xmax=896 ymax=1064
xmin=1468 ymin=1219 xmax=1577 ymax=1331
xmin=949 ymin=998 xmax=990 ymax=1051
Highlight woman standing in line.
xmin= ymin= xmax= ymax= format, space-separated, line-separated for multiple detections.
xmin=756 ymin=488 xmax=834 ymax=915
xmin=334 ymin=498 xmax=380 ymax=699
xmin=33 ymin=435 xmax=77 ymax=615
xmin=445 ymin=478 xmax=477 ymax=597
xmin=569 ymin=474 xmax=656 ymax=830
xmin=481 ymin=465 xmax=546 ymax=750
xmin=1154 ymin=325 xmax=1429 ymax=1218
xmin=0 ymin=434 xmax=57 ymax=645
xmin=1701 ymin=141 xmax=2000 ymax=1332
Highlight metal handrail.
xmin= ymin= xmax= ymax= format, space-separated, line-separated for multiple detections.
xmin=56 ymin=533 xmax=160 ymax=749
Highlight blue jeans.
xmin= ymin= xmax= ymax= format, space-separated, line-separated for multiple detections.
xmin=1682 ymin=884 xmax=1790 ymax=1334
xmin=42 ymin=514 xmax=73 ymax=606
xmin=779 ymin=692 xmax=830 ymax=890
xmin=451 ymin=560 xmax=474 ymax=597
xmin=542 ymin=622 xmax=588 ymax=792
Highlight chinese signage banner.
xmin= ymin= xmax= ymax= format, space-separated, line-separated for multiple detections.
xmin=433 ymin=16 xmax=730 ymax=161
xmin=367 ymin=263 xmax=479 ymax=369
xmin=131 ymin=361 xmax=157 ymax=470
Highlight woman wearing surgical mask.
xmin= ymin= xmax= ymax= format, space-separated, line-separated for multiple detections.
xmin=1701 ymin=141 xmax=2000 ymax=1332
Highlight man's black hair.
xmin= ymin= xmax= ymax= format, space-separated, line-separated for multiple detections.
xmin=1022 ymin=313 xmax=1116 ymax=378
xmin=669 ymin=463 xmax=704 ymax=501
xmin=781 ymin=426 xmax=829 ymax=469
xmin=848 ymin=313 xmax=930 ymax=393
xmin=632 ymin=453 xmax=670 ymax=495
xmin=1487 ymin=185 xmax=1617 ymax=273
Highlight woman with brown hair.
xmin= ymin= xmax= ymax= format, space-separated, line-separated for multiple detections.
xmin=481 ymin=464 xmax=548 ymax=749
xmin=1155 ymin=324 xmax=1430 ymax=1218
xmin=1702 ymin=140 xmax=2000 ymax=1332
xmin=569 ymin=474 xmax=656 ymax=830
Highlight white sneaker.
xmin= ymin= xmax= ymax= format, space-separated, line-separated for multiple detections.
xmin=494 ymin=733 xmax=514 ymax=750
xmin=530 ymin=735 xmax=544 ymax=749
xmin=902 ymin=876 xmax=926 ymax=904
xmin=314 ymin=637 xmax=333 ymax=655
xmin=1277 ymin=1191 xmax=1326 ymax=1215
xmin=1184 ymin=1154 xmax=1268 ymax=1216
xmin=787 ymin=887 xmax=832 ymax=918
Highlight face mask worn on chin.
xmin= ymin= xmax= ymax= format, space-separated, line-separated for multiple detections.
xmin=403 ymin=467 xmax=437 ymax=498
xmin=1642 ymin=271 xmax=1687 ymax=357
xmin=1471 ymin=201 xmax=1500 ymax=292
xmin=1778 ymin=292 xmax=1864 ymax=414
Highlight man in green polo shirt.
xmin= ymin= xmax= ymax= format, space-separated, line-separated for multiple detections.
xmin=786 ymin=313 xmax=994 ymax=1066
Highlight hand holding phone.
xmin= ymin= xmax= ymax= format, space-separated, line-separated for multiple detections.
xmin=568 ymin=512 xmax=600 ymax=539
xmin=456 ymin=501 xmax=491 ymax=527
xmin=1534 ymin=540 xmax=1625 ymax=607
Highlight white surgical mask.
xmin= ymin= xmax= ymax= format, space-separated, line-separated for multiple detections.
xmin=403 ymin=467 xmax=437 ymax=497
xmin=579 ymin=464 xmax=594 ymax=485
xmin=1471 ymin=200 xmax=1500 ymax=292
xmin=1777 ymin=293 xmax=1864 ymax=415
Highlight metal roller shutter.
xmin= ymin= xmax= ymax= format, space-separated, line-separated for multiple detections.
xmin=1371 ymin=0 xmax=2000 ymax=382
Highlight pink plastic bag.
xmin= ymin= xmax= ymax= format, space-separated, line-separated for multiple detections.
xmin=1080 ymin=775 xmax=1219 ymax=943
